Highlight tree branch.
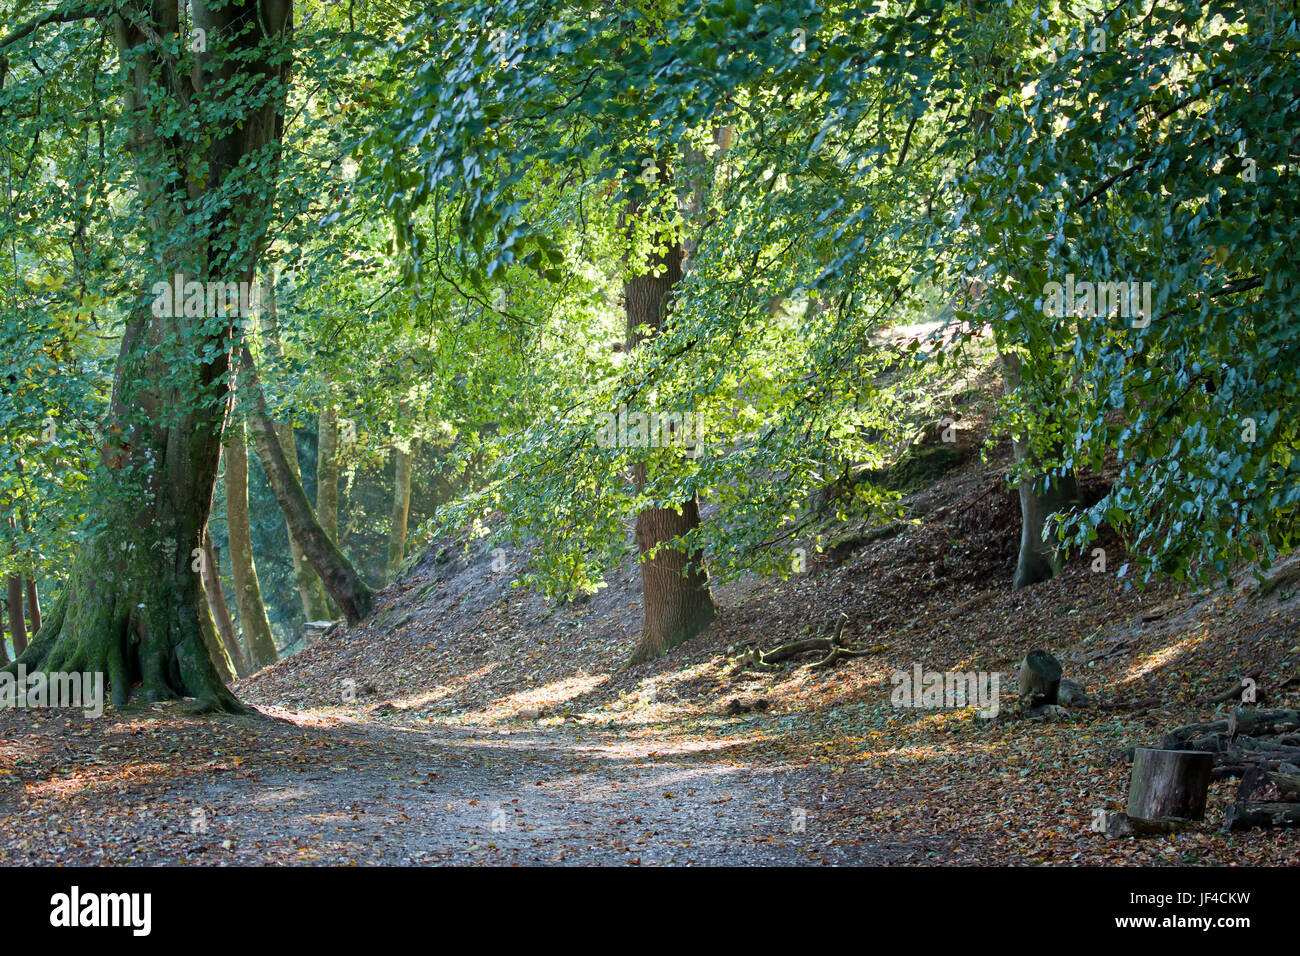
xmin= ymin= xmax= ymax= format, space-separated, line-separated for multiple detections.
xmin=0 ymin=4 xmax=99 ymax=51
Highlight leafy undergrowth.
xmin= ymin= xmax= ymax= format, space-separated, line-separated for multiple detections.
xmin=235 ymin=441 xmax=1300 ymax=865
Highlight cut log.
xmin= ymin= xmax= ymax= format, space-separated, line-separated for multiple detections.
xmin=1096 ymin=811 xmax=1191 ymax=839
xmin=1232 ymin=707 xmax=1300 ymax=738
xmin=1127 ymin=748 xmax=1213 ymax=821
xmin=1057 ymin=677 xmax=1091 ymax=708
xmin=1225 ymin=802 xmax=1300 ymax=831
xmin=1016 ymin=650 xmax=1061 ymax=706
xmin=1234 ymin=763 xmax=1300 ymax=803
xmin=1162 ymin=719 xmax=1229 ymax=749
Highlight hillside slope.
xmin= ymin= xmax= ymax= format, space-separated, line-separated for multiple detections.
xmin=235 ymin=438 xmax=1300 ymax=864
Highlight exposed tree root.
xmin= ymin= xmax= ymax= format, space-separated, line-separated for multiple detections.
xmin=731 ymin=613 xmax=868 ymax=676
xmin=6 ymin=542 xmax=250 ymax=716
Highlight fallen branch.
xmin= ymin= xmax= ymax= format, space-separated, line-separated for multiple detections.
xmin=1206 ymin=673 xmax=1261 ymax=705
xmin=1099 ymin=697 xmax=1162 ymax=712
xmin=1254 ymin=564 xmax=1300 ymax=602
xmin=731 ymin=613 xmax=868 ymax=675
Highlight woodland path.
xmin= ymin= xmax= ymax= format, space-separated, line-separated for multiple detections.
xmin=0 ymin=707 xmax=936 ymax=865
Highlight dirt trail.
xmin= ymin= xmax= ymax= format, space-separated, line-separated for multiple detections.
xmin=0 ymin=707 xmax=927 ymax=865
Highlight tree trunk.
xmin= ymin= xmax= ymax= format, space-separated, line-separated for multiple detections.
xmin=386 ymin=441 xmax=413 ymax=580
xmin=196 ymin=596 xmax=235 ymax=685
xmin=1001 ymin=352 xmax=1081 ymax=589
xmin=623 ymin=156 xmax=716 ymax=666
xmin=257 ymin=278 xmax=332 ymax=621
xmin=1127 ymin=748 xmax=1214 ymax=821
xmin=317 ymin=399 xmax=340 ymax=541
xmin=0 ymin=590 xmax=10 ymax=665
xmin=200 ymin=529 xmax=249 ymax=679
xmin=242 ymin=347 xmax=373 ymax=624
xmin=6 ymin=575 xmax=27 ymax=657
xmin=24 ymin=575 xmax=40 ymax=636
xmin=225 ymin=414 xmax=280 ymax=668
xmin=9 ymin=0 xmax=293 ymax=713
xmin=967 ymin=7 xmax=1081 ymax=591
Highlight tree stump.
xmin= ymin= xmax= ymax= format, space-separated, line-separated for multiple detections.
xmin=1127 ymin=748 xmax=1213 ymax=821
xmin=1017 ymin=650 xmax=1062 ymax=706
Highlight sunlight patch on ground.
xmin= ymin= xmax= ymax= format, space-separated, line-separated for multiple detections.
xmin=472 ymin=671 xmax=611 ymax=722
xmin=1123 ymin=628 xmax=1208 ymax=683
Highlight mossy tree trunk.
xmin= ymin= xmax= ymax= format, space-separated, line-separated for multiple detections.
xmin=199 ymin=528 xmax=249 ymax=679
xmin=11 ymin=0 xmax=293 ymax=712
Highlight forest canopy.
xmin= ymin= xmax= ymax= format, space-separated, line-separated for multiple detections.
xmin=0 ymin=0 xmax=1295 ymax=705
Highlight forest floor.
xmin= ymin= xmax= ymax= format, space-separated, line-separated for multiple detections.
xmin=2 ymin=428 xmax=1299 ymax=865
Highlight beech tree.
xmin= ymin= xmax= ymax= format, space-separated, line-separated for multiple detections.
xmin=1 ymin=0 xmax=294 ymax=710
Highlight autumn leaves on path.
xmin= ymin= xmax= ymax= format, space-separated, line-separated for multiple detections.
xmin=0 ymin=706 xmax=918 ymax=865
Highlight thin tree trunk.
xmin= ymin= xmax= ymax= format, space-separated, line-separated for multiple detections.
xmin=624 ymin=154 xmax=716 ymax=665
xmin=386 ymin=441 xmax=413 ymax=580
xmin=242 ymin=346 xmax=374 ymax=624
xmin=196 ymin=591 xmax=235 ymax=685
xmin=24 ymin=575 xmax=40 ymax=636
xmin=0 ymin=587 xmax=11 ymax=660
xmin=317 ymin=400 xmax=340 ymax=540
xmin=277 ymin=419 xmax=332 ymax=620
xmin=13 ymin=459 xmax=41 ymax=636
xmin=968 ymin=19 xmax=1079 ymax=590
xmin=226 ymin=414 xmax=280 ymax=668
xmin=258 ymin=277 xmax=331 ymax=621
xmin=1001 ymin=353 xmax=1080 ymax=589
xmin=6 ymin=576 xmax=27 ymax=658
xmin=200 ymin=528 xmax=249 ymax=678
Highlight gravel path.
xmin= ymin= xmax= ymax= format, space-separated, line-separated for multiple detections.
xmin=0 ymin=706 xmax=922 ymax=865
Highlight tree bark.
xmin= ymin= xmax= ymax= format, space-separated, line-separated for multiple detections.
xmin=623 ymin=155 xmax=716 ymax=666
xmin=9 ymin=0 xmax=293 ymax=712
xmin=1127 ymin=748 xmax=1214 ymax=821
xmin=6 ymin=575 xmax=27 ymax=657
xmin=199 ymin=529 xmax=249 ymax=679
xmin=196 ymin=595 xmax=235 ymax=685
xmin=225 ymin=414 xmax=280 ymax=668
xmin=24 ymin=575 xmax=40 ymax=636
xmin=386 ymin=440 xmax=413 ymax=580
xmin=242 ymin=347 xmax=373 ymax=624
xmin=317 ymin=399 xmax=340 ymax=541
